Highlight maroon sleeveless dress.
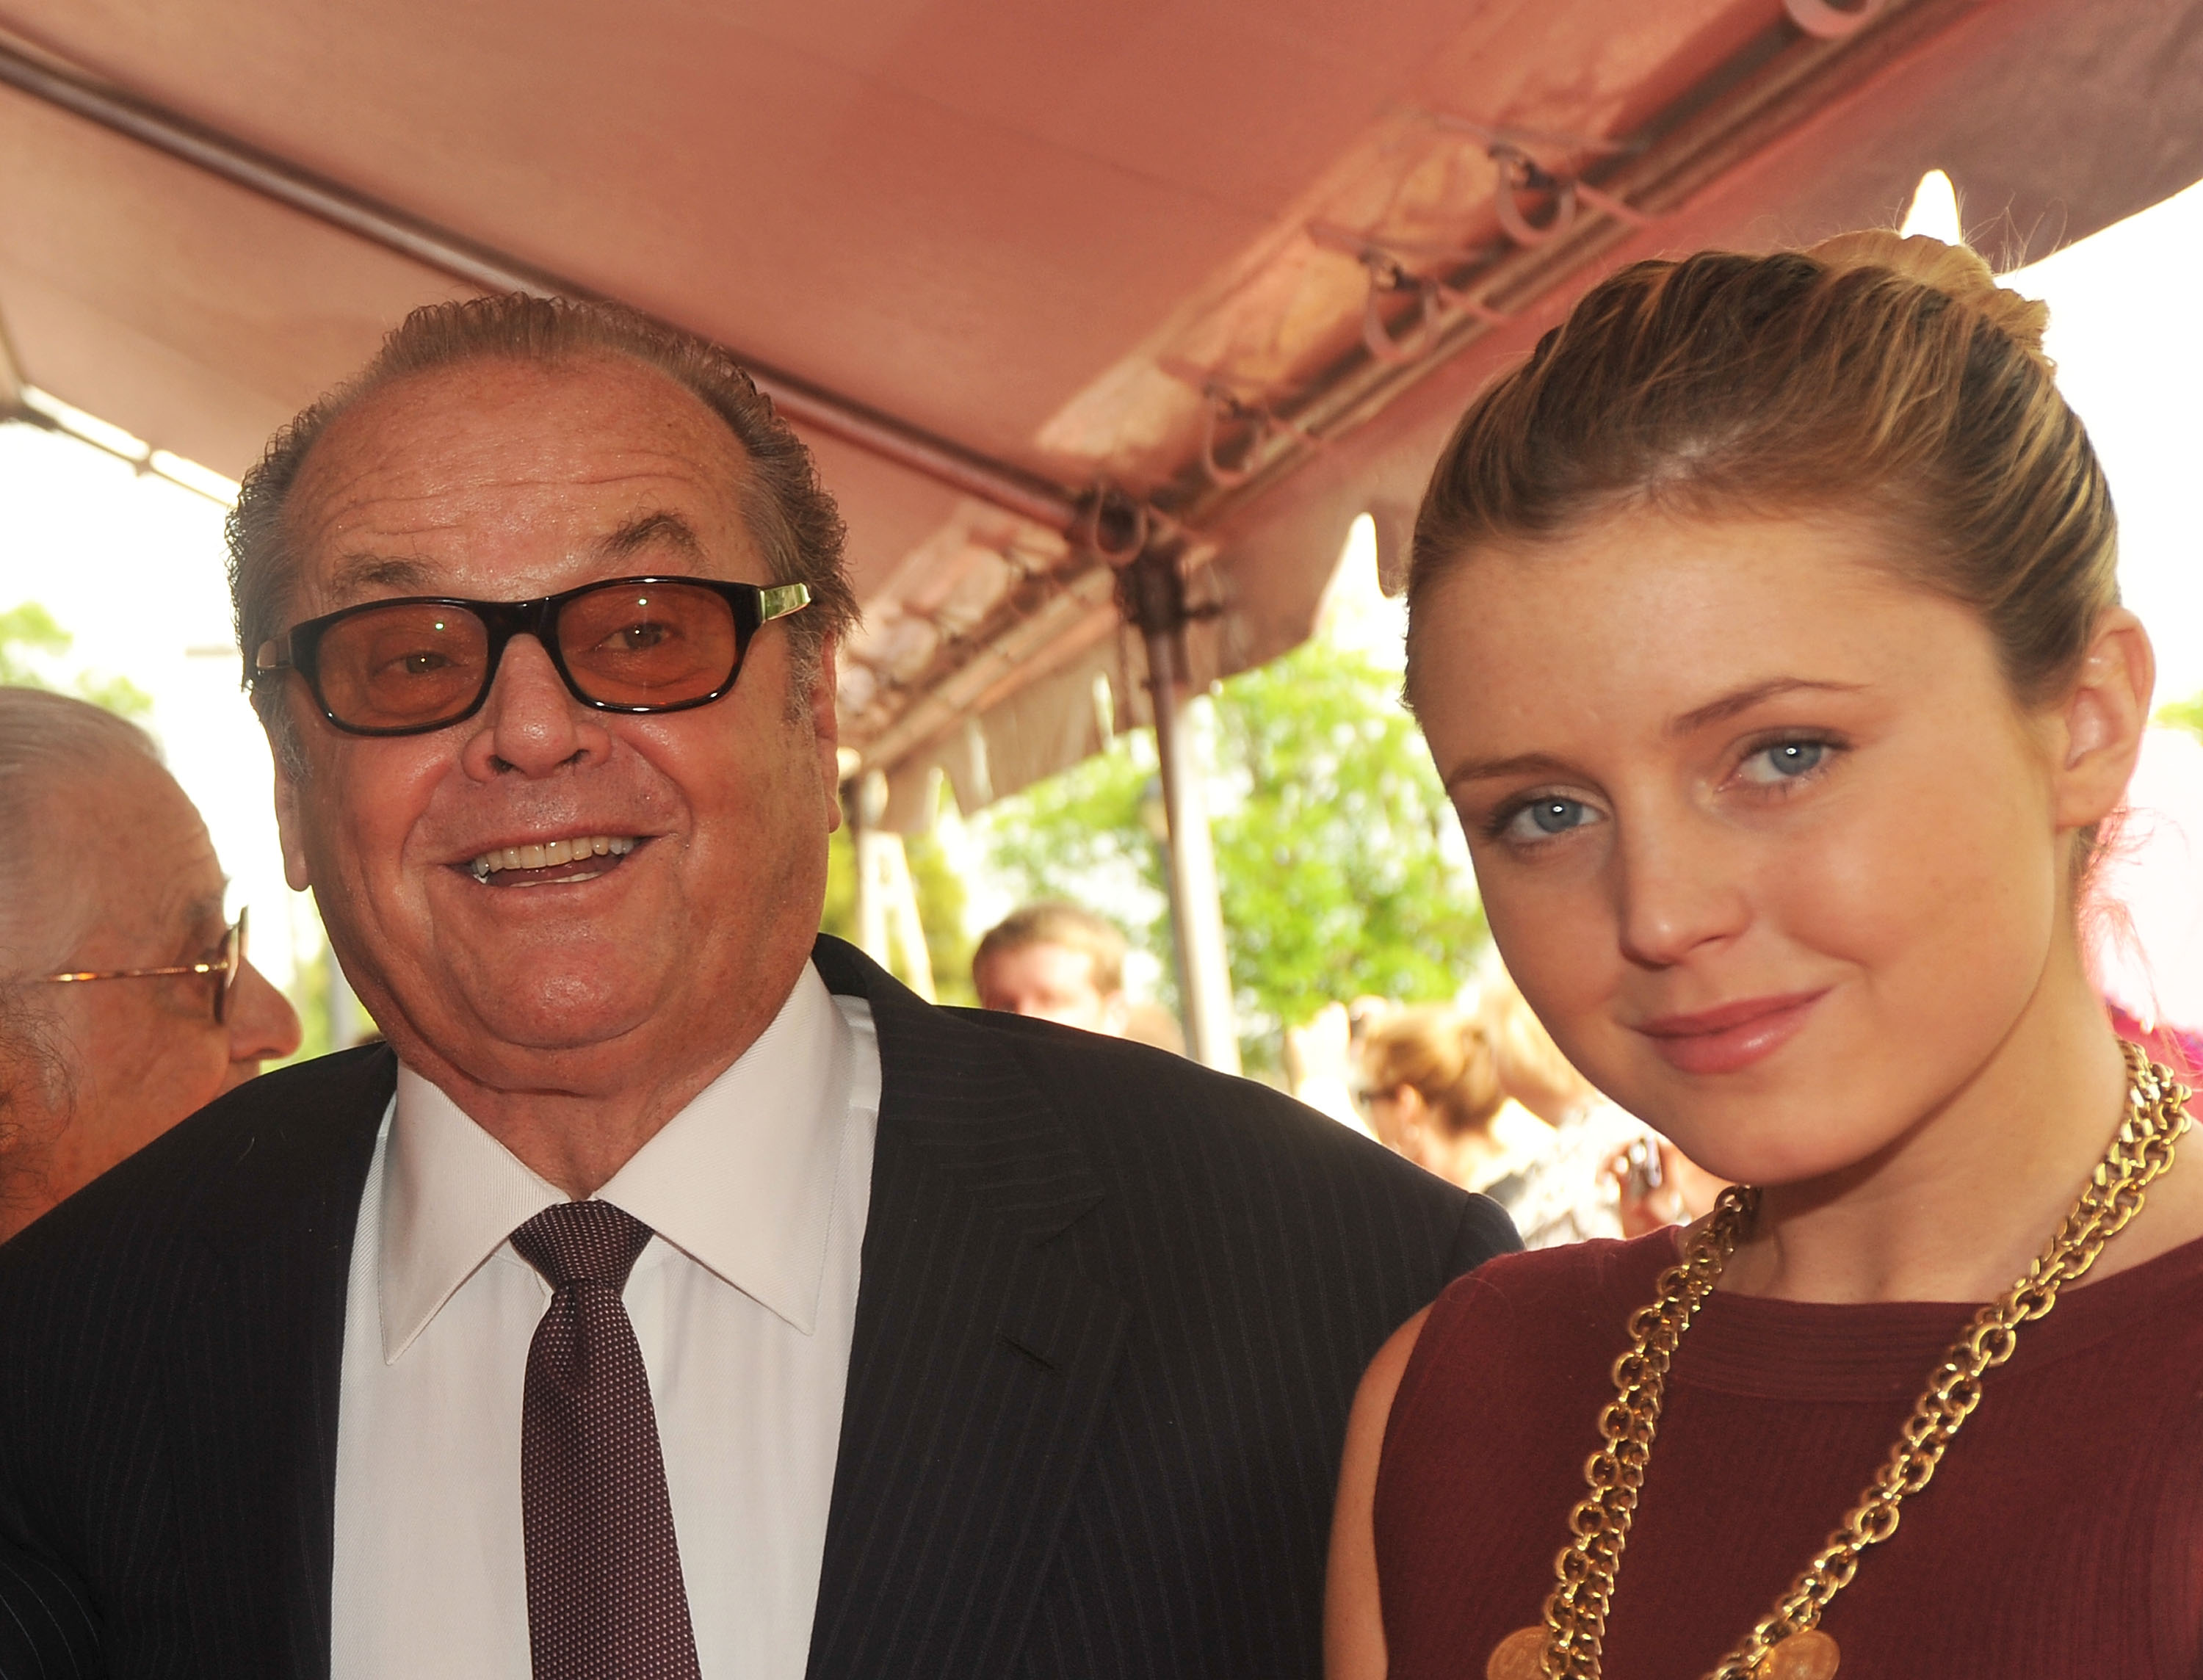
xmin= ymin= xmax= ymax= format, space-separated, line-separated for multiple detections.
xmin=1374 ymin=1229 xmax=2203 ymax=1678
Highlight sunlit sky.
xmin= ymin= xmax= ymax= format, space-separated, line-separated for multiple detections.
xmin=4 ymin=173 xmax=2200 ymax=1002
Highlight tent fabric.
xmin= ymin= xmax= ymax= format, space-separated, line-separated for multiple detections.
xmin=0 ymin=0 xmax=2197 ymax=825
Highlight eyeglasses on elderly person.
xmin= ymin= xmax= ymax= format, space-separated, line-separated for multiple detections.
xmin=35 ymin=908 xmax=251 ymax=1026
xmin=249 ymin=573 xmax=811 ymax=737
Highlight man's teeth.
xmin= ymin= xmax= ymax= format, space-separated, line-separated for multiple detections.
xmin=469 ymin=836 xmax=637 ymax=879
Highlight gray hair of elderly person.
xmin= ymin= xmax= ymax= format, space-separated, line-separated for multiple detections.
xmin=0 ymin=689 xmax=162 ymax=1199
xmin=226 ymin=293 xmax=861 ymax=772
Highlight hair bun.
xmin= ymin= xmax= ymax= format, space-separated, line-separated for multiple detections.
xmin=1809 ymin=228 xmax=2052 ymax=363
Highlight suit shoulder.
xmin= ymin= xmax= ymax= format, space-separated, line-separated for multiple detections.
xmin=943 ymin=1007 xmax=1481 ymax=1220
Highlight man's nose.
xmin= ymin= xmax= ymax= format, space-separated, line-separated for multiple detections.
xmin=462 ymin=634 xmax=612 ymax=779
xmin=225 ymin=959 xmax=303 ymax=1072
xmin=1614 ymin=819 xmax=1751 ymax=970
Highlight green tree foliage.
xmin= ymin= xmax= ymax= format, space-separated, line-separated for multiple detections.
xmin=2160 ymin=687 xmax=2203 ymax=742
xmin=982 ymin=634 xmax=1485 ymax=1065
xmin=0 ymin=601 xmax=153 ymax=717
xmin=820 ymin=821 xmax=979 ymax=1007
xmin=1210 ymin=640 xmax=1486 ymax=1039
xmin=0 ymin=601 xmax=66 ymax=684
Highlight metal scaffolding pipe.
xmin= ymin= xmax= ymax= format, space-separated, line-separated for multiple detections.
xmin=0 ymin=37 xmax=1083 ymax=534
xmin=1128 ymin=549 xmax=1240 ymax=1075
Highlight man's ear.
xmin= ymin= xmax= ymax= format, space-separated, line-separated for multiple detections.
xmin=809 ymin=636 xmax=844 ymax=836
xmin=2050 ymin=607 xmax=2154 ymax=833
xmin=271 ymin=739 xmax=314 ymax=893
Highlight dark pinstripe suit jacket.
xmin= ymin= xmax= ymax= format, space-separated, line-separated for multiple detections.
xmin=0 ymin=935 xmax=1513 ymax=1679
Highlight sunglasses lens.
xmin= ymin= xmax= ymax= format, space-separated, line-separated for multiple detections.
xmin=557 ymin=582 xmax=741 ymax=709
xmin=315 ymin=605 xmax=492 ymax=732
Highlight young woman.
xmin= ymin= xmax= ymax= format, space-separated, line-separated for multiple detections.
xmin=1325 ymin=231 xmax=2200 ymax=1679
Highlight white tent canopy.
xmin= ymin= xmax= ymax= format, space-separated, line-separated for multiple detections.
xmin=1 ymin=0 xmax=2198 ymax=825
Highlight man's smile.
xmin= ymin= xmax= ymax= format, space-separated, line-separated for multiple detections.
xmin=464 ymin=833 xmax=644 ymax=887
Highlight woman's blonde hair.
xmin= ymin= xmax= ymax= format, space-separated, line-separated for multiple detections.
xmin=1360 ymin=1005 xmax=1505 ymax=1137
xmin=1405 ymin=231 xmax=2115 ymax=711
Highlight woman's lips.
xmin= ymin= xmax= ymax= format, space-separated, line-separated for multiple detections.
xmin=1636 ymin=990 xmax=1828 ymax=1076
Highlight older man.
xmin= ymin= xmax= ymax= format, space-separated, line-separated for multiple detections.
xmin=0 ymin=297 xmax=1513 ymax=1680
xmin=0 ymin=688 xmax=300 ymax=1242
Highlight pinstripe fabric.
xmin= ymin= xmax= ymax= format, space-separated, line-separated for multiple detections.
xmin=0 ymin=1040 xmax=391 ymax=1679
xmin=803 ymin=938 xmax=1516 ymax=1680
xmin=0 ymin=938 xmax=1514 ymax=1679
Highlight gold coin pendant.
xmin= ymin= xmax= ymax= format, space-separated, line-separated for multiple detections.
xmin=1484 ymin=1626 xmax=1547 ymax=1680
xmin=1757 ymin=1628 xmax=1840 ymax=1680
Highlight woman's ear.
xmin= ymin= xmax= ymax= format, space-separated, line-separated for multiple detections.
xmin=2049 ymin=608 xmax=2155 ymax=833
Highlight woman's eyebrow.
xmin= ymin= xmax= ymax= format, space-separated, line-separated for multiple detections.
xmin=1442 ymin=678 xmax=1867 ymax=789
xmin=1444 ymin=750 xmax=1579 ymax=792
xmin=1666 ymin=677 xmax=1865 ymax=736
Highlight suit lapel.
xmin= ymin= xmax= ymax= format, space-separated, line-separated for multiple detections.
xmin=162 ymin=1044 xmax=394 ymax=1679
xmin=808 ymin=938 xmax=1131 ymax=1679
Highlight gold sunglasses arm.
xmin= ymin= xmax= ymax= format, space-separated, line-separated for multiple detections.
xmin=759 ymin=583 xmax=811 ymax=623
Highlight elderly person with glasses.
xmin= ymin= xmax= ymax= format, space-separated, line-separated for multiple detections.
xmin=0 ymin=687 xmax=300 ymax=1243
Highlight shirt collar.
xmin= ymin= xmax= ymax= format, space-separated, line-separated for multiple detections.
xmin=378 ymin=961 xmax=856 ymax=1362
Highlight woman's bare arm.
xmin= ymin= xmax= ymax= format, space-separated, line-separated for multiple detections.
xmin=1324 ymin=1303 xmax=1433 ymax=1680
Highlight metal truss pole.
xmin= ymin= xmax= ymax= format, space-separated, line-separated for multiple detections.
xmin=1126 ymin=548 xmax=1240 ymax=1074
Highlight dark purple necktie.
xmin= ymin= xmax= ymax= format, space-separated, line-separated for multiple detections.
xmin=510 ymin=1201 xmax=702 ymax=1680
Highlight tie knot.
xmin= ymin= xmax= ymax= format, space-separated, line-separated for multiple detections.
xmin=510 ymin=1200 xmax=654 ymax=1289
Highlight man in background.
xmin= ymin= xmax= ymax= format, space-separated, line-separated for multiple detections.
xmin=0 ymin=687 xmax=300 ymax=1242
xmin=972 ymin=901 xmax=1132 ymax=1036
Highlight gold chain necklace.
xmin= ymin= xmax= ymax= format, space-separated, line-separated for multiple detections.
xmin=1486 ymin=1043 xmax=2193 ymax=1680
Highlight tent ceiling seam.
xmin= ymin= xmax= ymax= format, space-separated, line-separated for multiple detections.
xmin=846 ymin=0 xmax=1978 ymax=786
xmin=0 ymin=34 xmax=1083 ymax=534
xmin=0 ymin=0 xmax=1979 ymax=796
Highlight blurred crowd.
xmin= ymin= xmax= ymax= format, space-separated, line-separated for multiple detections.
xmin=964 ymin=896 xmax=1726 ymax=1248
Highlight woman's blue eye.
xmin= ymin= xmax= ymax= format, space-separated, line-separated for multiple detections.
xmin=1504 ymin=797 xmax=1596 ymax=841
xmin=1743 ymin=740 xmax=1827 ymax=783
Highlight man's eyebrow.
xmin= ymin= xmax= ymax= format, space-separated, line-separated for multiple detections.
xmin=173 ymin=888 xmax=230 ymax=951
xmin=598 ymin=511 xmax=702 ymax=560
xmin=329 ymin=554 xmax=439 ymax=601
xmin=1666 ymin=678 xmax=1866 ymax=736
xmin=323 ymin=515 xmax=697 ymax=604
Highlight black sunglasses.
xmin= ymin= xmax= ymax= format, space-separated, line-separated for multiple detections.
xmin=250 ymin=575 xmax=811 ymax=738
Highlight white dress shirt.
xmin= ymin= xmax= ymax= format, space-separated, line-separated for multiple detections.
xmin=330 ymin=963 xmax=880 ymax=1680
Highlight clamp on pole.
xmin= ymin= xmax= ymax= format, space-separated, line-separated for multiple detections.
xmin=1196 ymin=380 xmax=1325 ymax=488
xmin=1308 ymin=222 xmax=1517 ymax=370
xmin=1079 ymin=482 xmax=1153 ymax=568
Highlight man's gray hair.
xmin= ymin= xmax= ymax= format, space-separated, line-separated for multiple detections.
xmin=228 ymin=294 xmax=859 ymax=759
xmin=0 ymin=689 xmax=155 ymax=1181
xmin=0 ymin=687 xmax=162 ymax=968
xmin=0 ymin=688 xmax=161 ymax=915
